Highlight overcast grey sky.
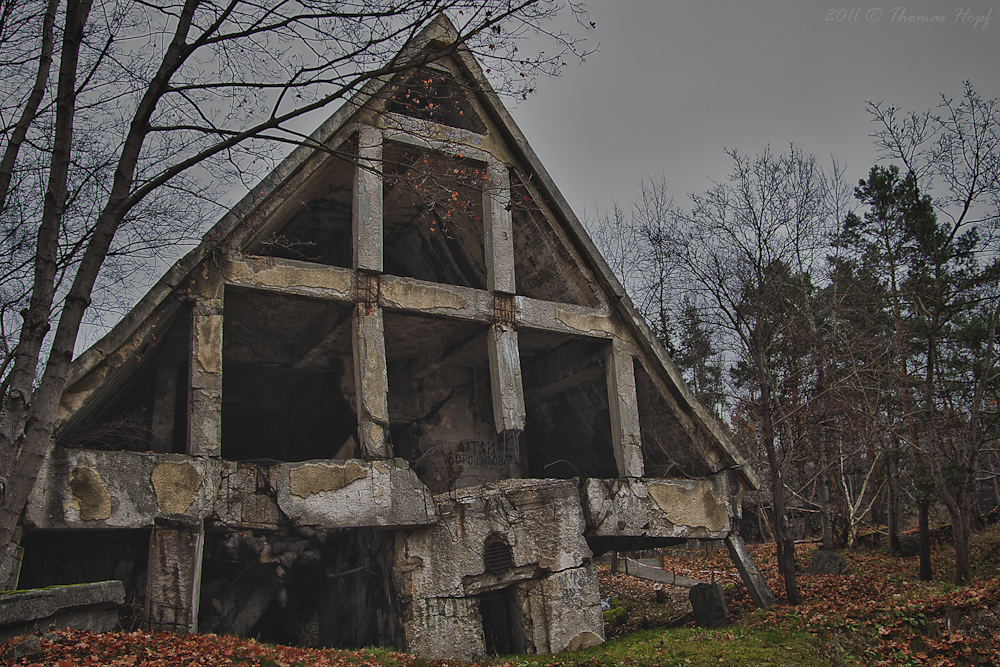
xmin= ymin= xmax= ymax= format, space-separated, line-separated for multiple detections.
xmin=508 ymin=1 xmax=998 ymax=219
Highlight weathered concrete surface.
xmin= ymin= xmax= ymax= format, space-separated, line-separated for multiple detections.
xmin=605 ymin=343 xmax=643 ymax=478
xmin=487 ymin=326 xmax=525 ymax=433
xmin=25 ymin=449 xmax=222 ymax=529
xmin=404 ymin=597 xmax=486 ymax=661
xmin=520 ymin=566 xmax=605 ymax=654
xmin=353 ymin=124 xmax=383 ymax=272
xmin=26 ymin=450 xmax=438 ymax=530
xmin=189 ymin=297 xmax=223 ymax=457
xmin=276 ymin=459 xmax=437 ymax=527
xmin=394 ymin=479 xmax=604 ymax=660
xmin=224 ymin=256 xmax=354 ymax=300
xmin=582 ymin=477 xmax=732 ymax=539
xmin=0 ymin=580 xmax=124 ymax=641
xmin=146 ymin=521 xmax=204 ymax=633
xmin=353 ymin=304 xmax=390 ymax=458
xmin=484 ymin=157 xmax=515 ymax=295
xmin=724 ymin=533 xmax=776 ymax=609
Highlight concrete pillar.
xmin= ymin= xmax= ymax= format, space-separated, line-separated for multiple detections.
xmin=353 ymin=300 xmax=390 ymax=459
xmin=353 ymin=124 xmax=383 ymax=272
xmin=724 ymin=532 xmax=776 ymax=609
xmin=150 ymin=368 xmax=177 ymax=453
xmin=605 ymin=341 xmax=644 ymax=478
xmin=188 ymin=297 xmax=222 ymax=458
xmin=145 ymin=519 xmax=205 ymax=633
xmin=484 ymin=158 xmax=515 ymax=295
xmin=0 ymin=526 xmax=23 ymax=591
xmin=487 ymin=325 xmax=525 ymax=433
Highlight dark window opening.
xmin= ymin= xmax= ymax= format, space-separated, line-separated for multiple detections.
xmin=200 ymin=527 xmax=394 ymax=649
xmin=19 ymin=529 xmax=150 ymax=629
xmin=60 ymin=308 xmax=191 ymax=454
xmin=634 ymin=361 xmax=713 ymax=478
xmin=478 ymin=586 xmax=525 ymax=656
xmin=383 ymin=143 xmax=486 ymax=289
xmin=387 ymin=67 xmax=487 ymax=134
xmin=222 ymin=289 xmax=356 ymax=462
xmin=519 ymin=335 xmax=617 ymax=479
xmin=383 ymin=311 xmax=497 ymax=492
xmin=254 ymin=154 xmax=354 ymax=267
xmin=510 ymin=174 xmax=600 ymax=308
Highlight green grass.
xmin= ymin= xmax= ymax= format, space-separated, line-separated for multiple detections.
xmin=484 ymin=626 xmax=829 ymax=667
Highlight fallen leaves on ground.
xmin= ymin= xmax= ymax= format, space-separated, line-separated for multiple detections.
xmin=4 ymin=528 xmax=1000 ymax=666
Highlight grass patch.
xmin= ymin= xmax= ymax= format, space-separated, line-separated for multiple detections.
xmin=485 ymin=626 xmax=827 ymax=667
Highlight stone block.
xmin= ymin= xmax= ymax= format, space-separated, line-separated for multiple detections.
xmin=689 ymin=582 xmax=728 ymax=628
xmin=807 ymin=549 xmax=847 ymax=575
xmin=0 ymin=580 xmax=124 ymax=641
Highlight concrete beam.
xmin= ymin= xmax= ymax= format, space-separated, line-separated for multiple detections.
xmin=25 ymin=448 xmax=438 ymax=530
xmin=484 ymin=158 xmax=515 ymax=294
xmin=353 ymin=304 xmax=390 ymax=458
xmin=223 ymin=257 xmax=626 ymax=341
xmin=188 ymin=298 xmax=222 ymax=458
xmin=353 ymin=124 xmax=383 ymax=272
xmin=606 ymin=342 xmax=644 ymax=478
xmin=724 ymin=532 xmax=776 ymax=609
xmin=223 ymin=256 xmax=353 ymax=301
xmin=145 ymin=520 xmax=205 ymax=633
xmin=487 ymin=325 xmax=525 ymax=433
xmin=517 ymin=298 xmax=622 ymax=338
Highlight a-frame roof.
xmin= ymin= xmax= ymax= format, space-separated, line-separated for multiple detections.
xmin=58 ymin=14 xmax=759 ymax=490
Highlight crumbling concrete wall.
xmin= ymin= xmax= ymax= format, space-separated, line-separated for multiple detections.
xmin=581 ymin=474 xmax=737 ymax=540
xmin=26 ymin=450 xmax=436 ymax=531
xmin=392 ymin=479 xmax=605 ymax=660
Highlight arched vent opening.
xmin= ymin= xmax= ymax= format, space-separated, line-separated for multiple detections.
xmin=483 ymin=533 xmax=513 ymax=575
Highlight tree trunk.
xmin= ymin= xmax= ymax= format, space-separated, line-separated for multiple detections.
xmin=917 ymin=499 xmax=933 ymax=581
xmin=819 ymin=468 xmax=835 ymax=552
xmin=760 ymin=379 xmax=799 ymax=604
xmin=886 ymin=449 xmax=901 ymax=554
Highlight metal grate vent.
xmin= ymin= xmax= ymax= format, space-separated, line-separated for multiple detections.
xmin=483 ymin=533 xmax=513 ymax=574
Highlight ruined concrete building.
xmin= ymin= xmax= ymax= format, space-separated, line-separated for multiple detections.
xmin=10 ymin=16 xmax=772 ymax=660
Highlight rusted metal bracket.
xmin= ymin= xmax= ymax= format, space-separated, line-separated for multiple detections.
xmin=492 ymin=294 xmax=516 ymax=328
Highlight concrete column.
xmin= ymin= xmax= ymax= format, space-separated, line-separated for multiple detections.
xmin=484 ymin=158 xmax=515 ymax=295
xmin=145 ymin=519 xmax=205 ymax=633
xmin=150 ymin=368 xmax=177 ymax=453
xmin=724 ymin=532 xmax=776 ymax=609
xmin=353 ymin=124 xmax=383 ymax=272
xmin=353 ymin=302 xmax=390 ymax=459
xmin=188 ymin=297 xmax=222 ymax=458
xmin=605 ymin=341 xmax=644 ymax=478
xmin=487 ymin=325 xmax=525 ymax=433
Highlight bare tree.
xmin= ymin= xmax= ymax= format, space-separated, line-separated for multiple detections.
xmin=0 ymin=0 xmax=590 ymax=551
xmin=868 ymin=82 xmax=1000 ymax=583
xmin=667 ymin=146 xmax=836 ymax=603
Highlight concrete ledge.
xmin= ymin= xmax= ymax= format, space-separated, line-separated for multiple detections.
xmin=276 ymin=459 xmax=438 ymax=527
xmin=0 ymin=580 xmax=124 ymax=641
xmin=582 ymin=477 xmax=732 ymax=539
